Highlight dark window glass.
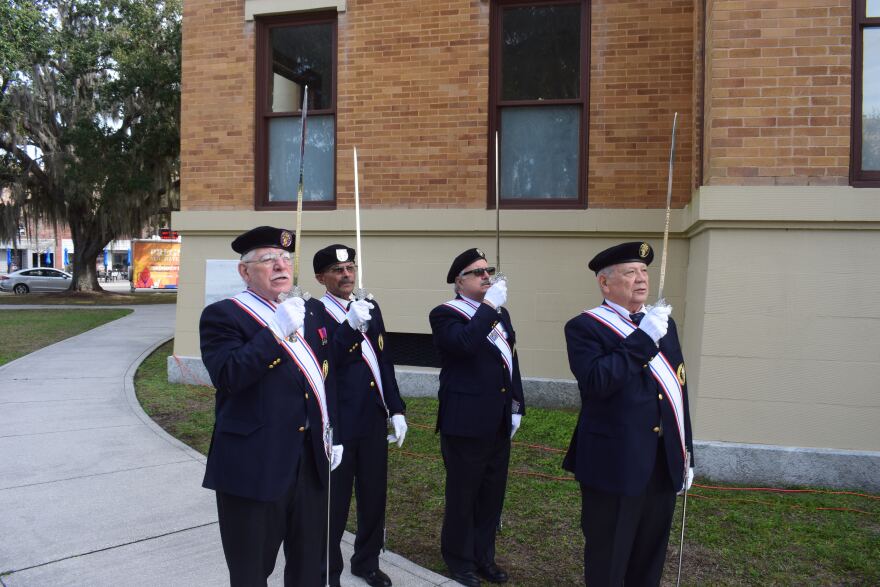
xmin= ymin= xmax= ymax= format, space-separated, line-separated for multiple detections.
xmin=269 ymin=24 xmax=333 ymax=112
xmin=501 ymin=4 xmax=581 ymax=101
xmin=861 ymin=28 xmax=880 ymax=171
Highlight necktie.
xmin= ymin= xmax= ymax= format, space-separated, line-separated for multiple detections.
xmin=629 ymin=312 xmax=645 ymax=325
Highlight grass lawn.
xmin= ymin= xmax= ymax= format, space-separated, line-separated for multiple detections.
xmin=0 ymin=308 xmax=132 ymax=366
xmin=0 ymin=290 xmax=176 ymax=305
xmin=136 ymin=341 xmax=880 ymax=586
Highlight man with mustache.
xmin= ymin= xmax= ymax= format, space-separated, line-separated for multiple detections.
xmin=199 ymin=226 xmax=343 ymax=586
xmin=563 ymin=241 xmax=694 ymax=587
xmin=429 ymin=248 xmax=525 ymax=587
xmin=313 ymin=244 xmax=407 ymax=587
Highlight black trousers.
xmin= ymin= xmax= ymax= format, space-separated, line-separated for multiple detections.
xmin=440 ymin=425 xmax=511 ymax=573
xmin=579 ymin=440 xmax=677 ymax=587
xmin=326 ymin=405 xmax=389 ymax=583
xmin=215 ymin=434 xmax=327 ymax=587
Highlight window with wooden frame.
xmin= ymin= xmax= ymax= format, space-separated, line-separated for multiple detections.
xmin=852 ymin=1 xmax=880 ymax=185
xmin=489 ymin=0 xmax=589 ymax=208
xmin=255 ymin=12 xmax=337 ymax=209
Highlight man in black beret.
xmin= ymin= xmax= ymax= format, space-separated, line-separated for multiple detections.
xmin=562 ymin=241 xmax=694 ymax=586
xmin=199 ymin=226 xmax=343 ymax=586
xmin=429 ymin=248 xmax=525 ymax=587
xmin=312 ymin=244 xmax=407 ymax=587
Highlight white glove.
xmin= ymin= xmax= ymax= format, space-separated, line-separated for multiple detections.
xmin=483 ymin=279 xmax=507 ymax=308
xmin=346 ymin=299 xmax=374 ymax=331
xmin=386 ymin=414 xmax=408 ymax=447
xmin=679 ymin=467 xmax=694 ymax=494
xmin=272 ymin=296 xmax=306 ymax=339
xmin=510 ymin=413 xmax=522 ymax=439
xmin=329 ymin=444 xmax=344 ymax=471
xmin=638 ymin=304 xmax=672 ymax=344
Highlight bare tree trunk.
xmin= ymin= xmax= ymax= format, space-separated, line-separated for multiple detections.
xmin=68 ymin=222 xmax=107 ymax=293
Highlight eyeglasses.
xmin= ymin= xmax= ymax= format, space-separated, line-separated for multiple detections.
xmin=459 ymin=266 xmax=496 ymax=278
xmin=327 ymin=264 xmax=357 ymax=275
xmin=243 ymin=252 xmax=292 ymax=266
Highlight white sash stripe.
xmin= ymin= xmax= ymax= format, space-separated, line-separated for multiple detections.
xmin=443 ymin=298 xmax=514 ymax=373
xmin=320 ymin=294 xmax=388 ymax=415
xmin=231 ymin=290 xmax=331 ymax=455
xmin=584 ymin=304 xmax=686 ymax=460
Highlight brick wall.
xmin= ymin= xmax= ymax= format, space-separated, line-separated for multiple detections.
xmin=704 ymin=1 xmax=851 ymax=186
xmin=181 ymin=0 xmax=700 ymax=211
xmin=588 ymin=0 xmax=696 ymax=208
xmin=181 ymin=0 xmax=256 ymax=210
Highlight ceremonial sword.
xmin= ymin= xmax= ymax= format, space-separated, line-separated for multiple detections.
xmin=490 ymin=132 xmax=505 ymax=319
xmin=288 ymin=85 xmax=310 ymax=303
xmin=676 ymin=450 xmax=691 ymax=587
xmin=655 ymin=112 xmax=678 ymax=307
xmin=352 ymin=147 xmax=372 ymax=331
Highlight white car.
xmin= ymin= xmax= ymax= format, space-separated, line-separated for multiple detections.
xmin=0 ymin=268 xmax=72 ymax=294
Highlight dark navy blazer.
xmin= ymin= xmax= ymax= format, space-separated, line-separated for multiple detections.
xmin=322 ymin=298 xmax=405 ymax=442
xmin=563 ymin=305 xmax=694 ymax=496
xmin=199 ymin=296 xmax=337 ymax=502
xmin=429 ymin=298 xmax=525 ymax=438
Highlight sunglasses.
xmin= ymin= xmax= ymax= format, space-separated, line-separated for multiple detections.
xmin=459 ymin=266 xmax=496 ymax=278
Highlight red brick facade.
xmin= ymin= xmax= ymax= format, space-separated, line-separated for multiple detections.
xmin=704 ymin=1 xmax=851 ymax=186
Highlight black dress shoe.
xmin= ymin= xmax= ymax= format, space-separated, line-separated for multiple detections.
xmin=353 ymin=567 xmax=392 ymax=587
xmin=449 ymin=569 xmax=482 ymax=587
xmin=476 ymin=562 xmax=508 ymax=583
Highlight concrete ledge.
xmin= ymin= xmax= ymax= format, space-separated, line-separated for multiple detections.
xmin=167 ymin=356 xmax=880 ymax=491
xmin=694 ymin=440 xmax=880 ymax=492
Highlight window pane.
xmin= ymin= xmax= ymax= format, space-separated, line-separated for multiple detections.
xmin=270 ymin=23 xmax=332 ymax=112
xmin=501 ymin=4 xmax=581 ymax=101
xmin=268 ymin=114 xmax=335 ymax=202
xmin=863 ymin=29 xmax=880 ymax=170
xmin=869 ymin=0 xmax=880 ymax=17
xmin=500 ymin=106 xmax=579 ymax=199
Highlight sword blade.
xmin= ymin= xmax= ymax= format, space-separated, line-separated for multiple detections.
xmin=656 ymin=112 xmax=678 ymax=304
xmin=353 ymin=146 xmax=364 ymax=290
xmin=676 ymin=450 xmax=691 ymax=587
xmin=495 ymin=130 xmax=501 ymax=272
xmin=293 ymin=85 xmax=309 ymax=288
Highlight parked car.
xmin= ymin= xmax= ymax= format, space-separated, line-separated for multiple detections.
xmin=0 ymin=268 xmax=72 ymax=294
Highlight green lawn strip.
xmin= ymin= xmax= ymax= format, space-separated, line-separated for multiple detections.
xmin=133 ymin=345 xmax=880 ymax=586
xmin=0 ymin=308 xmax=132 ymax=366
xmin=0 ymin=291 xmax=176 ymax=305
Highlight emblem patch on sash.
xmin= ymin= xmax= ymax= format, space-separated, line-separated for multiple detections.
xmin=677 ymin=363 xmax=686 ymax=385
xmin=322 ymin=360 xmax=329 ymax=379
xmin=378 ymin=333 xmax=384 ymax=351
xmin=639 ymin=242 xmax=650 ymax=258
xmin=280 ymin=230 xmax=293 ymax=248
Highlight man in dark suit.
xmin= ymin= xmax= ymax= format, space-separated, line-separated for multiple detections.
xmin=563 ymin=241 xmax=694 ymax=587
xmin=199 ymin=226 xmax=343 ymax=587
xmin=313 ymin=244 xmax=407 ymax=587
xmin=429 ymin=248 xmax=525 ymax=587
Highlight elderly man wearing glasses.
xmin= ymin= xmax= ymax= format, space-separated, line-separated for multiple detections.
xmin=311 ymin=244 xmax=407 ymax=587
xmin=199 ymin=226 xmax=343 ymax=586
xmin=429 ymin=248 xmax=526 ymax=587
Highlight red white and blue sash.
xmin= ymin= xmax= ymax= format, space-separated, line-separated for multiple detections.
xmin=230 ymin=290 xmax=331 ymax=455
xmin=584 ymin=303 xmax=687 ymax=461
xmin=320 ymin=293 xmax=388 ymax=415
xmin=443 ymin=298 xmax=514 ymax=373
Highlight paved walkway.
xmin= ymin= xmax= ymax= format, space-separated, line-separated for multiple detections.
xmin=0 ymin=304 xmax=452 ymax=586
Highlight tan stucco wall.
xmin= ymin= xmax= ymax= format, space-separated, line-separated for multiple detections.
xmin=172 ymin=185 xmax=880 ymax=452
xmin=171 ymin=208 xmax=690 ymax=381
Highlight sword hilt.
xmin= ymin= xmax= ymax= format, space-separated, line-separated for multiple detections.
xmin=489 ymin=272 xmax=506 ymax=315
xmin=353 ymin=287 xmax=372 ymax=333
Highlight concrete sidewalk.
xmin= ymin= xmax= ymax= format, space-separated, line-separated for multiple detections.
xmin=0 ymin=305 xmax=453 ymax=586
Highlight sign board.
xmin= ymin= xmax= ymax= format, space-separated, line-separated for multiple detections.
xmin=205 ymin=259 xmax=244 ymax=306
xmin=131 ymin=240 xmax=180 ymax=290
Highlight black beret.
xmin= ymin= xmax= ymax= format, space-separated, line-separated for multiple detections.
xmin=313 ymin=244 xmax=356 ymax=273
xmin=446 ymin=248 xmax=487 ymax=283
xmin=231 ymin=226 xmax=295 ymax=255
xmin=588 ymin=241 xmax=654 ymax=274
